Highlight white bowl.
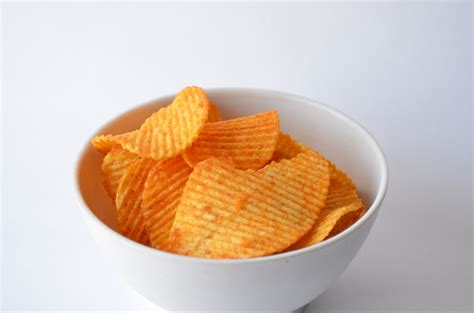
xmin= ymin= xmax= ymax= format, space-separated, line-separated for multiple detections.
xmin=75 ymin=88 xmax=388 ymax=313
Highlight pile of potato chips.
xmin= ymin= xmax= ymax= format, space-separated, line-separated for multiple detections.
xmin=91 ymin=86 xmax=365 ymax=259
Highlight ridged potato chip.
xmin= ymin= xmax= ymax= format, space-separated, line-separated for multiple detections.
xmin=93 ymin=96 xmax=214 ymax=158
xmin=328 ymin=206 xmax=366 ymax=238
xmin=91 ymin=102 xmax=216 ymax=153
xmin=116 ymin=158 xmax=157 ymax=245
xmin=183 ymin=111 xmax=280 ymax=170
xmin=91 ymin=130 xmax=139 ymax=153
xmin=272 ymin=133 xmax=306 ymax=161
xmin=289 ymin=165 xmax=363 ymax=250
xmin=91 ymin=86 xmax=365 ymax=258
xmin=169 ymin=149 xmax=330 ymax=259
xmin=208 ymin=101 xmax=221 ymax=122
xmin=142 ymin=156 xmax=192 ymax=251
xmin=91 ymin=134 xmax=117 ymax=153
xmin=102 ymin=146 xmax=139 ymax=201
xmin=115 ymin=86 xmax=210 ymax=161
xmin=289 ymin=206 xmax=360 ymax=250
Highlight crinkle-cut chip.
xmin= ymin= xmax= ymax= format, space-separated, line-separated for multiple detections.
xmin=272 ymin=133 xmax=307 ymax=161
xmin=91 ymin=88 xmax=212 ymax=157
xmin=182 ymin=111 xmax=280 ymax=170
xmin=288 ymin=164 xmax=363 ymax=250
xmin=169 ymin=150 xmax=330 ymax=259
xmin=289 ymin=205 xmax=360 ymax=250
xmin=91 ymin=130 xmax=139 ymax=153
xmin=102 ymin=146 xmax=140 ymax=201
xmin=116 ymin=158 xmax=158 ymax=245
xmin=208 ymin=101 xmax=221 ymax=122
xmin=115 ymin=86 xmax=210 ymax=161
xmin=262 ymin=150 xmax=330 ymax=216
xmin=328 ymin=161 xmax=356 ymax=189
xmin=142 ymin=155 xmax=192 ymax=251
xmin=328 ymin=206 xmax=366 ymax=238
xmin=91 ymin=134 xmax=117 ymax=153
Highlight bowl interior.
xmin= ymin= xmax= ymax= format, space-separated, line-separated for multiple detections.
xmin=77 ymin=89 xmax=385 ymax=239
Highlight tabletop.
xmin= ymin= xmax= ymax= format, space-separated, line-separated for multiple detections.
xmin=2 ymin=2 xmax=472 ymax=313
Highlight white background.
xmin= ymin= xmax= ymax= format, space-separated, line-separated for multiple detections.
xmin=2 ymin=2 xmax=472 ymax=313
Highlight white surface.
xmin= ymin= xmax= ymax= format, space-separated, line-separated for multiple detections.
xmin=2 ymin=2 xmax=472 ymax=312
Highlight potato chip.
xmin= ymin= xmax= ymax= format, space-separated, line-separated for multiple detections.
xmin=328 ymin=206 xmax=366 ymax=238
xmin=272 ymin=133 xmax=306 ymax=161
xmin=263 ymin=150 xmax=332 ymax=216
xmin=289 ymin=206 xmax=360 ymax=250
xmin=208 ymin=101 xmax=221 ymax=122
xmin=288 ymin=165 xmax=362 ymax=250
xmin=116 ymin=158 xmax=157 ymax=245
xmin=115 ymin=86 xmax=210 ymax=161
xmin=169 ymin=149 xmax=330 ymax=259
xmin=91 ymin=91 xmax=217 ymax=153
xmin=142 ymin=155 xmax=192 ymax=251
xmin=102 ymin=146 xmax=139 ymax=201
xmin=328 ymin=161 xmax=355 ymax=189
xmin=91 ymin=130 xmax=139 ymax=153
xmin=183 ymin=111 xmax=280 ymax=170
xmin=91 ymin=134 xmax=117 ymax=153
xmin=91 ymin=85 xmax=366 ymax=258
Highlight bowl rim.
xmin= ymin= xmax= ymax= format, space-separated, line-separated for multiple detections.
xmin=74 ymin=87 xmax=388 ymax=265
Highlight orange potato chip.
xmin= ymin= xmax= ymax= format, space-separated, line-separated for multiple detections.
xmin=101 ymin=146 xmax=140 ymax=201
xmin=328 ymin=161 xmax=355 ymax=189
xmin=116 ymin=158 xmax=157 ymax=245
xmin=289 ymin=206 xmax=360 ymax=250
xmin=142 ymin=155 xmax=192 ymax=251
xmin=115 ymin=86 xmax=210 ymax=161
xmin=91 ymin=85 xmax=366 ymax=258
xmin=272 ymin=133 xmax=306 ymax=161
xmin=169 ymin=149 xmax=330 ymax=259
xmin=328 ymin=206 xmax=366 ymax=238
xmin=183 ymin=110 xmax=280 ymax=170
xmin=288 ymin=165 xmax=363 ymax=250
xmin=91 ymin=130 xmax=139 ymax=153
xmin=91 ymin=134 xmax=117 ymax=153
xmin=208 ymin=101 xmax=221 ymax=122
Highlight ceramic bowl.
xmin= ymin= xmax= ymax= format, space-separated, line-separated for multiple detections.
xmin=75 ymin=88 xmax=388 ymax=313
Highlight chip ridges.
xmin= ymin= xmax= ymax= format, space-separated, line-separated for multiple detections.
xmin=116 ymin=86 xmax=210 ymax=161
xmin=91 ymin=134 xmax=117 ymax=153
xmin=288 ymin=164 xmax=363 ymax=250
xmin=263 ymin=149 xmax=331 ymax=215
xmin=101 ymin=146 xmax=140 ymax=201
xmin=183 ymin=110 xmax=280 ymax=170
xmin=91 ymin=130 xmax=139 ymax=154
xmin=169 ymin=150 xmax=330 ymax=259
xmin=116 ymin=158 xmax=157 ymax=245
xmin=142 ymin=155 xmax=192 ymax=251
xmin=272 ymin=133 xmax=307 ymax=161
xmin=91 ymin=87 xmax=365 ymax=256
xmin=328 ymin=206 xmax=366 ymax=238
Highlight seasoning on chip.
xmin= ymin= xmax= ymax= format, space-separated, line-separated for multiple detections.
xmin=91 ymin=86 xmax=365 ymax=259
